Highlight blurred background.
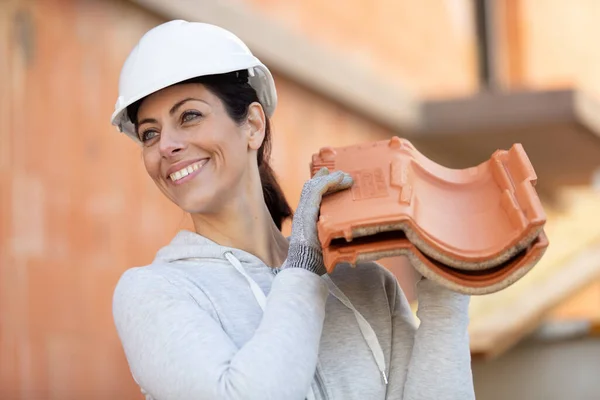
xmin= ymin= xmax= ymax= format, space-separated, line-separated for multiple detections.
xmin=2 ymin=0 xmax=600 ymax=399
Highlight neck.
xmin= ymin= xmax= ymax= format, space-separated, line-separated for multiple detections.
xmin=190 ymin=180 xmax=289 ymax=268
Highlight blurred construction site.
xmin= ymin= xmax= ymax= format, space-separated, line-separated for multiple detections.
xmin=1 ymin=0 xmax=600 ymax=399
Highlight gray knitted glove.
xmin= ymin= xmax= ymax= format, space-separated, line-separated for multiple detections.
xmin=282 ymin=168 xmax=353 ymax=275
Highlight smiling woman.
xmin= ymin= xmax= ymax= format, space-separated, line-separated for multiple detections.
xmin=110 ymin=19 xmax=475 ymax=400
xmin=124 ymin=72 xmax=291 ymax=229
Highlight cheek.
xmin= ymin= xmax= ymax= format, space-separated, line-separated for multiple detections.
xmin=142 ymin=149 xmax=162 ymax=180
xmin=220 ymin=139 xmax=250 ymax=178
xmin=209 ymin=130 xmax=248 ymax=169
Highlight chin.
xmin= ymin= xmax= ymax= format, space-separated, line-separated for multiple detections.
xmin=175 ymin=191 xmax=219 ymax=215
xmin=176 ymin=198 xmax=209 ymax=215
xmin=161 ymin=178 xmax=227 ymax=214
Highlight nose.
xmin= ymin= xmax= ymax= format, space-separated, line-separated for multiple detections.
xmin=158 ymin=127 xmax=186 ymax=158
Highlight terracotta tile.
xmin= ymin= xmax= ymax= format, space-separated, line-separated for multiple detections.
xmin=312 ymin=137 xmax=547 ymax=270
xmin=312 ymin=137 xmax=549 ymax=294
xmin=325 ymin=228 xmax=547 ymax=295
xmin=378 ymin=257 xmax=419 ymax=301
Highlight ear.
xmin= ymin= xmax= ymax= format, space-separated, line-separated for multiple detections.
xmin=245 ymin=102 xmax=266 ymax=151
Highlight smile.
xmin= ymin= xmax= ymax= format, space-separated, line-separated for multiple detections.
xmin=169 ymin=159 xmax=209 ymax=182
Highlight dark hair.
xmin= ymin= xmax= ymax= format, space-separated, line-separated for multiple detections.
xmin=127 ymin=71 xmax=293 ymax=230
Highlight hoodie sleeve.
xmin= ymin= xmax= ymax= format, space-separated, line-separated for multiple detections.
xmin=400 ymin=278 xmax=476 ymax=400
xmin=112 ymin=266 xmax=329 ymax=400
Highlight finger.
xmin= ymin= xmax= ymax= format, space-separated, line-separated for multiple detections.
xmin=338 ymin=173 xmax=354 ymax=189
xmin=299 ymin=171 xmax=350 ymax=213
xmin=321 ymin=171 xmax=353 ymax=196
xmin=299 ymin=168 xmax=331 ymax=200
xmin=312 ymin=167 xmax=330 ymax=178
xmin=296 ymin=172 xmax=352 ymax=227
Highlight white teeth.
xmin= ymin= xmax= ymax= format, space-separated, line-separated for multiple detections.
xmin=170 ymin=160 xmax=206 ymax=181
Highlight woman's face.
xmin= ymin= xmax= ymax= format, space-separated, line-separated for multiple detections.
xmin=136 ymin=83 xmax=265 ymax=214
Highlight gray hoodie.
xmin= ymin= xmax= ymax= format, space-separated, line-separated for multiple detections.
xmin=113 ymin=230 xmax=475 ymax=400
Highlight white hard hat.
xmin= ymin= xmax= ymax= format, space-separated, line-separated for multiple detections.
xmin=111 ymin=20 xmax=277 ymax=141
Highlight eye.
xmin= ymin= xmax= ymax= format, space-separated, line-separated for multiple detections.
xmin=181 ymin=110 xmax=202 ymax=124
xmin=140 ymin=129 xmax=159 ymax=143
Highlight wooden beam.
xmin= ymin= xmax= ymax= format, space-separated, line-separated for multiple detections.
xmin=468 ymin=188 xmax=600 ymax=359
xmin=127 ymin=0 xmax=421 ymax=132
xmin=470 ymin=242 xmax=600 ymax=359
xmin=531 ymin=319 xmax=600 ymax=341
xmin=419 ymin=89 xmax=571 ymax=134
xmin=574 ymin=89 xmax=600 ymax=137
xmin=416 ymin=88 xmax=600 ymax=137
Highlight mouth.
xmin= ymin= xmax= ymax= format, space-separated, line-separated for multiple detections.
xmin=167 ymin=159 xmax=209 ymax=185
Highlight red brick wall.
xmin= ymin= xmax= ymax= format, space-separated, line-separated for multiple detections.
xmin=244 ymin=0 xmax=480 ymax=97
xmin=9 ymin=0 xmax=598 ymax=397
xmin=0 ymin=0 xmax=417 ymax=397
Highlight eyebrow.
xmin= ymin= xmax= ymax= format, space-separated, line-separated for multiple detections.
xmin=169 ymin=97 xmax=206 ymax=116
xmin=137 ymin=97 xmax=208 ymax=127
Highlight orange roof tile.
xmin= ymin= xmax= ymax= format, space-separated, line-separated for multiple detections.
xmin=312 ymin=137 xmax=549 ymax=294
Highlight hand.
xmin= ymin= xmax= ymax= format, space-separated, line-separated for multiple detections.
xmin=282 ymin=168 xmax=353 ymax=274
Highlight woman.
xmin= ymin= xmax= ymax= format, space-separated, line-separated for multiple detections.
xmin=111 ymin=20 xmax=475 ymax=400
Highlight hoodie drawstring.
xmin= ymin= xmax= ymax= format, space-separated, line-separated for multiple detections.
xmin=225 ymin=252 xmax=268 ymax=310
xmin=224 ymin=252 xmax=318 ymax=400
xmin=224 ymin=251 xmax=388 ymax=388
xmin=322 ymin=275 xmax=388 ymax=384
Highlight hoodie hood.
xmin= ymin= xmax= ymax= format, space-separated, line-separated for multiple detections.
xmin=154 ymin=230 xmax=275 ymax=270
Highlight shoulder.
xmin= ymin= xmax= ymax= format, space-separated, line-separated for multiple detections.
xmin=113 ymin=265 xmax=174 ymax=300
xmin=113 ymin=257 xmax=222 ymax=298
xmin=112 ymin=256 xmax=234 ymax=322
xmin=330 ymin=261 xmax=399 ymax=290
xmin=112 ymin=266 xmax=174 ymax=320
xmin=112 ymin=262 xmax=206 ymax=321
xmin=329 ymin=262 xmax=404 ymax=305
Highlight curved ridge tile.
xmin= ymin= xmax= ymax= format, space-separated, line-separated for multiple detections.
xmin=324 ymin=231 xmax=548 ymax=295
xmin=312 ymin=137 xmax=547 ymax=270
